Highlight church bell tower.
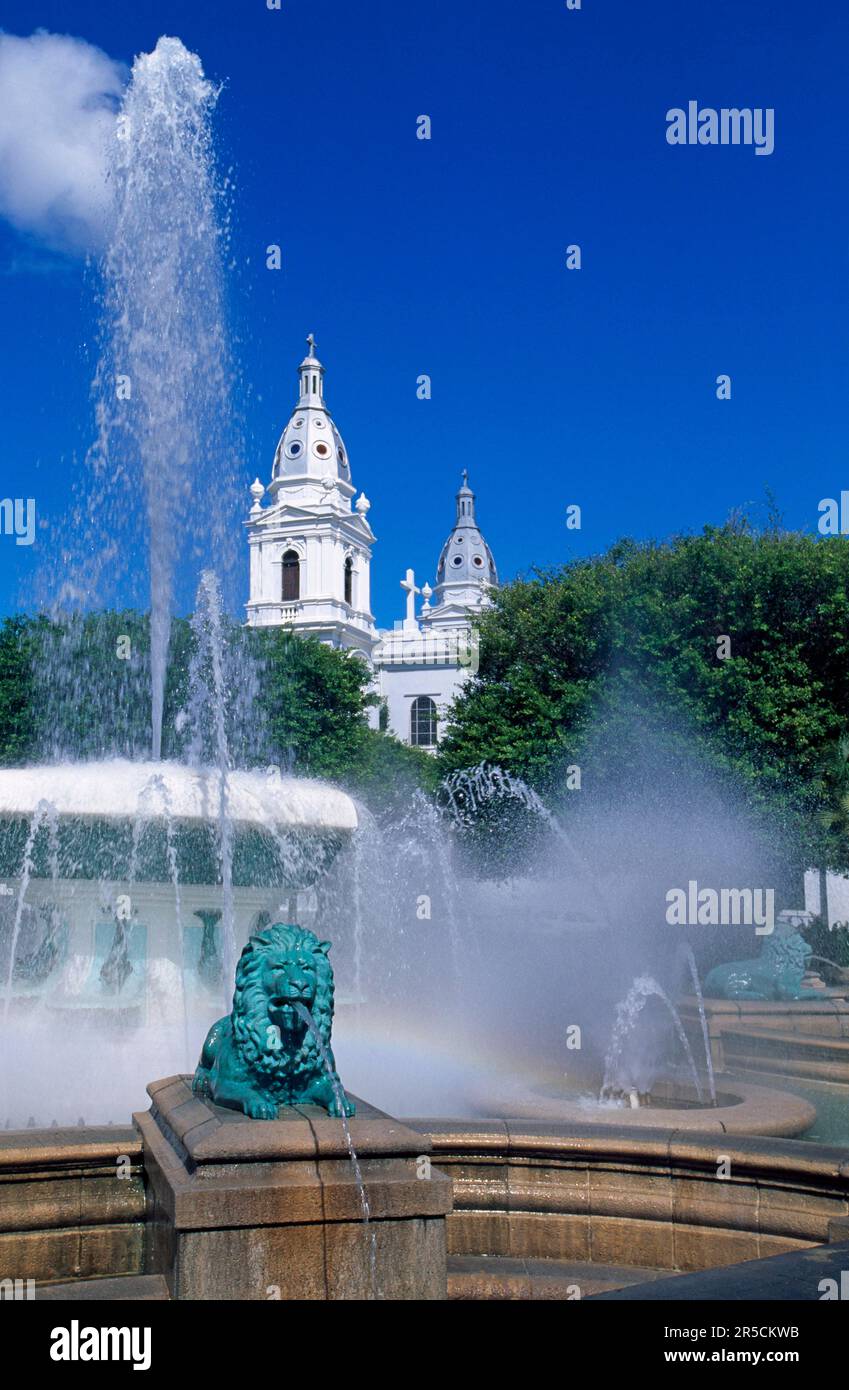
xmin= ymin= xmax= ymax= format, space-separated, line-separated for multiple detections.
xmin=245 ymin=337 xmax=378 ymax=658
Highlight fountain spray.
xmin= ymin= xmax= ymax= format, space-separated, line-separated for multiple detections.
xmin=87 ymin=37 xmax=238 ymax=759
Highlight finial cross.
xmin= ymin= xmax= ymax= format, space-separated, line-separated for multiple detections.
xmin=306 ymin=332 xmax=317 ymax=357
xmin=400 ymin=567 xmax=421 ymax=625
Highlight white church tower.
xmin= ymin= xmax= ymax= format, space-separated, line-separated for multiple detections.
xmin=245 ymin=336 xmax=378 ymax=659
xmin=374 ymin=471 xmax=498 ymax=749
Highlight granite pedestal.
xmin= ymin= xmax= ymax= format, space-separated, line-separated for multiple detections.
xmin=135 ymin=1076 xmax=452 ymax=1300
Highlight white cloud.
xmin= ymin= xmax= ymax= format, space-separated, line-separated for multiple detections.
xmin=0 ymin=30 xmax=127 ymax=254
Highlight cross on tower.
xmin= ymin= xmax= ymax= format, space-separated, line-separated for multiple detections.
xmin=306 ymin=332 xmax=317 ymax=358
xmin=400 ymin=568 xmax=420 ymax=627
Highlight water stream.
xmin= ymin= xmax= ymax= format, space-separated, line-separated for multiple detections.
xmin=294 ymin=1003 xmax=378 ymax=1299
xmin=185 ymin=571 xmax=237 ymax=993
xmin=679 ymin=942 xmax=717 ymax=1106
xmin=2 ymin=800 xmax=59 ymax=1020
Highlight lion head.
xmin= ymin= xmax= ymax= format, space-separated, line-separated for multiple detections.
xmin=230 ymin=923 xmax=335 ymax=1086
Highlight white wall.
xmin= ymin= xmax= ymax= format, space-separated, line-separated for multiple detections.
xmin=378 ymin=662 xmax=469 ymax=748
xmin=804 ymin=868 xmax=849 ymax=926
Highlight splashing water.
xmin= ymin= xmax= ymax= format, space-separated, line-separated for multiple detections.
xmin=441 ymin=762 xmax=617 ymax=935
xmin=134 ymin=772 xmax=192 ymax=1070
xmin=2 ymin=801 xmax=59 ymax=1021
xmin=601 ymin=974 xmax=704 ymax=1103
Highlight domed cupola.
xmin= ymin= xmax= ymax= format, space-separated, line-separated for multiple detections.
xmin=269 ymin=334 xmax=353 ymax=497
xmin=435 ymin=472 xmax=497 ymax=588
xmin=426 ymin=472 xmax=497 ymax=626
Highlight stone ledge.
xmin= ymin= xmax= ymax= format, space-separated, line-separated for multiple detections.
xmin=145 ymin=1075 xmax=436 ymax=1165
xmin=0 ymin=1127 xmax=141 ymax=1172
xmin=139 ymin=1108 xmax=451 ymax=1229
xmin=410 ymin=1119 xmax=849 ymax=1274
xmin=448 ymin=1254 xmax=677 ymax=1300
xmin=36 ymin=1273 xmax=169 ymax=1300
xmin=409 ymin=1118 xmax=849 ymax=1182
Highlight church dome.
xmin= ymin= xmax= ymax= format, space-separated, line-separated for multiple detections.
xmin=435 ymin=472 xmax=497 ymax=587
xmin=271 ymin=336 xmax=352 ymax=489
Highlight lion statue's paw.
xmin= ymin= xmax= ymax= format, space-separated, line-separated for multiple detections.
xmin=244 ymin=1096 xmax=279 ymax=1120
xmin=327 ymin=1093 xmax=355 ymax=1119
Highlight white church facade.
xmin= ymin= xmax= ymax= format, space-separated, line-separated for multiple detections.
xmin=245 ymin=338 xmax=498 ymax=748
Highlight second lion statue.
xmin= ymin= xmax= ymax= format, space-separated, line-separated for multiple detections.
xmin=192 ymin=922 xmax=355 ymax=1119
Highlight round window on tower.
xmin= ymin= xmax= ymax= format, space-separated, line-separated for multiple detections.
xmin=314 ymin=417 xmax=325 ymax=427
xmin=338 ymin=447 xmax=347 ymax=468
xmin=313 ymin=441 xmax=331 ymax=459
xmin=473 ymin=555 xmax=485 ymax=568
xmin=286 ymin=441 xmax=303 ymax=458
xmin=451 ymin=555 xmax=464 ymax=567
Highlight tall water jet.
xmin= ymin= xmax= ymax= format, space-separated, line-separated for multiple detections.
xmin=85 ymin=36 xmax=239 ymax=758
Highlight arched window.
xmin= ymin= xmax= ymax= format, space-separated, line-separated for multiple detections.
xmin=281 ymin=549 xmax=300 ymax=602
xmin=410 ymin=696 xmax=438 ymax=748
xmin=344 ymin=556 xmax=353 ymax=606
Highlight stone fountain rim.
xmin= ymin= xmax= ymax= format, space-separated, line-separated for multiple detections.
xmin=471 ymin=1076 xmax=817 ymax=1138
xmin=0 ymin=759 xmax=358 ymax=833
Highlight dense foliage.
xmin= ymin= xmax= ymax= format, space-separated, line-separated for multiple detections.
xmin=0 ymin=614 xmax=42 ymax=765
xmin=438 ymin=526 xmax=849 ymax=870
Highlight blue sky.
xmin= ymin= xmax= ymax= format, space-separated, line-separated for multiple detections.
xmin=1 ymin=0 xmax=848 ymax=627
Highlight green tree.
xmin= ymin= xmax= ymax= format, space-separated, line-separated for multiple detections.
xmin=439 ymin=525 xmax=849 ymax=870
xmin=0 ymin=615 xmax=43 ymax=764
xmin=253 ymin=628 xmax=373 ymax=779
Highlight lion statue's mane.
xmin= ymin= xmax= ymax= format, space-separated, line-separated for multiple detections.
xmin=233 ymin=923 xmax=334 ymax=1085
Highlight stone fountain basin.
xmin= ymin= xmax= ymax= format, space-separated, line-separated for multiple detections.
xmin=0 ymin=760 xmax=358 ymax=833
xmin=474 ymin=1076 xmax=816 ymax=1137
xmin=0 ymin=759 xmax=358 ymax=890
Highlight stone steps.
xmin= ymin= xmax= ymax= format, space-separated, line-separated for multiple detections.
xmin=722 ymin=1026 xmax=849 ymax=1082
xmin=447 ymin=1256 xmax=676 ymax=1301
xmin=39 ymin=1263 xmax=671 ymax=1302
xmin=36 ymin=1275 xmax=170 ymax=1301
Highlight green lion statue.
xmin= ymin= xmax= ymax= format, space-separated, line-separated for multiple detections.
xmin=192 ymin=922 xmax=355 ymax=1119
xmin=704 ymin=929 xmax=821 ymax=1001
